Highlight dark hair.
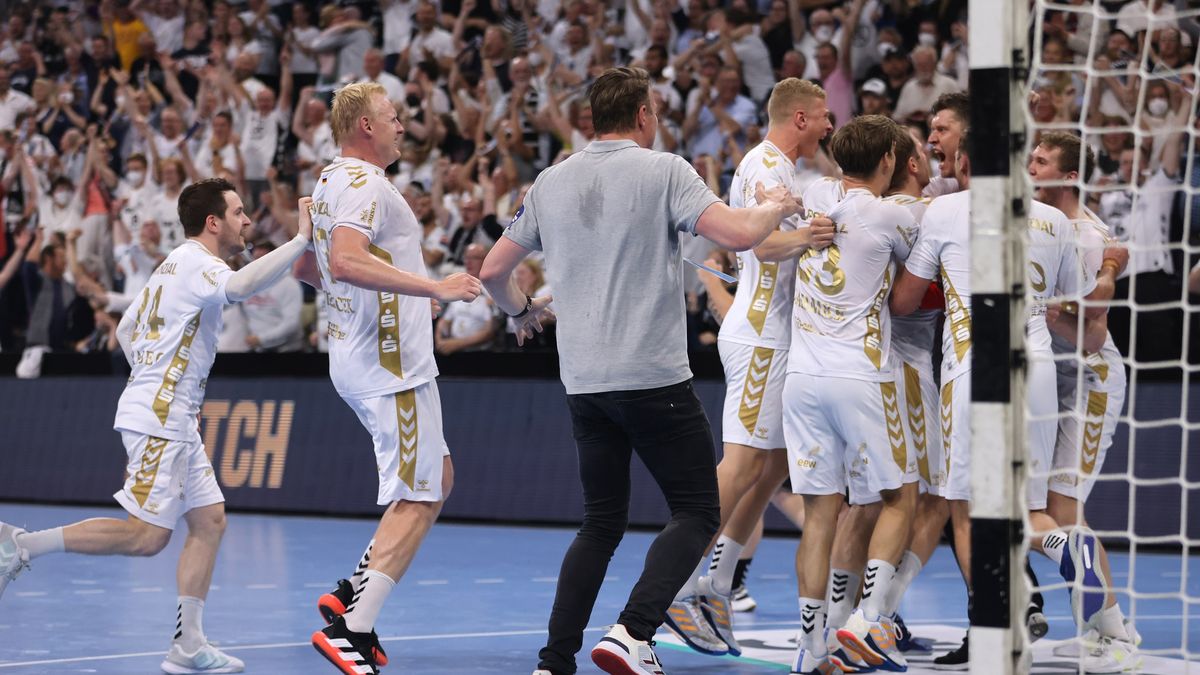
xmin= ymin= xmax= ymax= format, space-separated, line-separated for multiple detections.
xmin=215 ymin=110 xmax=234 ymax=125
xmin=178 ymin=178 xmax=237 ymax=237
xmin=931 ymin=91 xmax=969 ymax=127
xmin=1039 ymin=130 xmax=1095 ymax=184
xmin=51 ymin=176 xmax=74 ymax=192
xmin=829 ymin=114 xmax=901 ymax=179
xmin=588 ymin=67 xmax=651 ymax=136
xmin=645 ymin=45 xmax=668 ymax=62
xmin=887 ymin=126 xmax=917 ymax=193
xmin=127 ymin=152 xmax=148 ymax=168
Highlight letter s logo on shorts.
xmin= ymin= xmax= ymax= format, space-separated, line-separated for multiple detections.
xmin=508 ymin=204 xmax=524 ymax=228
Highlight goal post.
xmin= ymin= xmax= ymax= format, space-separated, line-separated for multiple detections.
xmin=968 ymin=0 xmax=1030 ymax=672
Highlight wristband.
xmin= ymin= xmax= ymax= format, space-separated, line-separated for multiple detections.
xmin=512 ymin=294 xmax=533 ymax=318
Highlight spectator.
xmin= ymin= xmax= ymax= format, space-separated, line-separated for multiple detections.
xmin=138 ymin=0 xmax=185 ymax=56
xmin=405 ymin=1 xmax=455 ymax=79
xmin=310 ymin=6 xmax=373 ymax=85
xmin=360 ymin=48 xmax=405 ymax=103
xmin=22 ymin=234 xmax=93 ymax=352
xmin=381 ymin=0 xmax=419 ymax=74
xmin=0 ymin=63 xmax=35 ymax=129
xmin=713 ymin=9 xmax=774 ymax=104
xmin=285 ymin=4 xmax=321 ymax=96
xmin=291 ymin=87 xmax=335 ymax=196
xmin=682 ymin=66 xmax=757 ymax=170
xmin=239 ymin=240 xmax=305 ymax=352
xmin=106 ymin=0 xmax=150 ymax=71
xmin=435 ymin=243 xmax=499 ymax=354
xmin=858 ymin=78 xmax=892 ymax=117
xmin=893 ymin=45 xmax=961 ymax=124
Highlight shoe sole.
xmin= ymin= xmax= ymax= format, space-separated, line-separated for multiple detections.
xmin=311 ymin=631 xmax=377 ymax=675
xmin=663 ymin=606 xmax=728 ymax=656
xmin=697 ymin=596 xmax=742 ymax=656
xmin=827 ymin=652 xmax=870 ymax=673
xmin=835 ymin=630 xmax=904 ymax=672
xmin=1027 ymin=612 xmax=1049 ymax=642
xmin=931 ymin=662 xmax=969 ymax=671
xmin=317 ymin=593 xmax=388 ymax=666
xmin=591 ymin=644 xmax=661 ymax=675
xmin=160 ymin=658 xmax=244 ymax=674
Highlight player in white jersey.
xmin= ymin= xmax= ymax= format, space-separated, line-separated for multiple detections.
xmin=784 ymin=115 xmax=919 ymax=675
xmin=0 ymin=178 xmax=316 ymax=673
xmin=1029 ymin=133 xmax=1140 ymax=670
xmin=666 ymin=78 xmax=835 ymax=657
xmin=299 ymin=83 xmax=482 ymax=675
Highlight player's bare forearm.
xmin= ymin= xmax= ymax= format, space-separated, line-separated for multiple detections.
xmin=754 ymin=228 xmax=812 ymax=262
xmin=329 ymin=245 xmax=438 ymax=297
xmin=890 ymin=266 xmax=933 ymax=316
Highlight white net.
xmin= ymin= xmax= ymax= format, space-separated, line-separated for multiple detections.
xmin=1023 ymin=0 xmax=1199 ymax=670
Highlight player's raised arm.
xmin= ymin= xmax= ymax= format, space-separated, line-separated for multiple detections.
xmin=224 ymin=197 xmax=315 ymax=303
xmin=694 ymin=181 xmax=802 ymax=251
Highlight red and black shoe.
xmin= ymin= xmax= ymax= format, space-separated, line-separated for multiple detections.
xmin=317 ymin=579 xmax=389 ymax=666
xmin=312 ymin=617 xmax=381 ymax=675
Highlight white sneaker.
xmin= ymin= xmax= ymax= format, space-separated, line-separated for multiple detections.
xmin=590 ymin=624 xmax=665 ymax=675
xmin=1082 ymin=637 xmax=1141 ymax=673
xmin=1052 ymin=619 xmax=1143 ymax=658
xmin=663 ymin=597 xmax=727 ymax=655
xmin=0 ymin=522 xmax=30 ymax=600
xmin=532 ymin=671 xmax=553 ymax=675
xmin=696 ymin=575 xmax=741 ymax=655
xmin=835 ymin=609 xmax=906 ymax=672
xmin=160 ymin=642 xmax=245 ymax=674
xmin=731 ymin=584 xmax=757 ymax=613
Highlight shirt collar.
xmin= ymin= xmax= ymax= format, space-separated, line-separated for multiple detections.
xmin=583 ymin=139 xmax=641 ymax=154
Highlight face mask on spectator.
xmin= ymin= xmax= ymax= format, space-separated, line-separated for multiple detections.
xmin=1147 ymin=97 xmax=1169 ymax=117
xmin=59 ymin=91 xmax=74 ymax=105
xmin=53 ymin=190 xmax=71 ymax=206
xmin=814 ymin=25 xmax=834 ymax=43
xmin=528 ymin=51 xmax=543 ymax=68
xmin=115 ymin=94 xmax=127 ymax=109
xmin=918 ymin=32 xmax=938 ymax=47
xmin=128 ymin=170 xmax=146 ymax=186
xmin=406 ymin=93 xmax=421 ymax=108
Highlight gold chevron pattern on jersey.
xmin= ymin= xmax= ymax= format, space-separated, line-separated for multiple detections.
xmin=903 ymin=363 xmax=931 ymax=483
xmin=746 ymin=263 xmax=779 ymax=335
xmin=941 ymin=380 xmax=954 ymax=478
xmin=863 ymin=268 xmax=891 ymax=370
xmin=395 ymin=389 xmax=418 ymax=489
xmin=1081 ymin=390 xmax=1108 ymax=475
xmin=1084 ymin=351 xmax=1109 ymax=383
xmin=880 ymin=381 xmax=907 ymax=470
xmin=739 ymin=348 xmax=775 ymax=436
xmin=131 ymin=436 xmax=169 ymax=507
xmin=152 ymin=312 xmax=202 ymax=425
xmin=369 ymin=244 xmax=405 ymax=380
xmin=941 ymin=265 xmax=972 ymax=364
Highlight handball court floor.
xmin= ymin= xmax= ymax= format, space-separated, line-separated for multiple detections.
xmin=1 ymin=504 xmax=1197 ymax=674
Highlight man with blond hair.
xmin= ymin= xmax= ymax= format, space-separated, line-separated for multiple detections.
xmin=668 ymin=77 xmax=834 ymax=658
xmin=304 ymin=81 xmax=482 ymax=675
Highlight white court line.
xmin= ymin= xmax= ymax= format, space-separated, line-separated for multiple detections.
xmin=416 ymin=579 xmax=449 ymax=586
xmin=0 ymin=627 xmax=605 ymax=669
xmin=245 ymin=584 xmax=277 ymax=590
xmin=531 ymin=577 xmax=557 ymax=583
xmin=130 ymin=587 xmax=162 ymax=593
xmin=758 ymin=574 xmax=791 ymax=580
xmin=13 ymin=592 xmax=45 ymax=598
xmin=69 ymin=579 xmax=98 ymax=585
xmin=73 ymin=589 xmax=105 ymax=595
xmin=302 ymin=582 xmax=329 ymax=588
xmin=473 ymin=578 xmax=505 ymax=584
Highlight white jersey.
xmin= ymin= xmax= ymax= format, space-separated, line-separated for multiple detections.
xmin=1052 ymin=209 xmax=1123 ymax=394
xmin=801 ymin=176 xmax=847 ymax=222
xmin=720 ymin=141 xmax=801 ymax=349
xmin=883 ymin=194 xmax=939 ymax=367
xmin=788 ymin=188 xmax=918 ymax=381
xmin=114 ymin=240 xmax=234 ymax=442
xmin=905 ymin=190 xmax=971 ymax=383
xmin=1027 ymin=199 xmax=1095 ymax=352
xmin=311 ymin=156 xmax=438 ymax=400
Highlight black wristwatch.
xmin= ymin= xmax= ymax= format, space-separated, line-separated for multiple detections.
xmin=512 ymin=294 xmax=533 ymax=318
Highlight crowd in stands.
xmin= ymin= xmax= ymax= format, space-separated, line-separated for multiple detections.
xmin=0 ymin=0 xmax=1195 ymax=366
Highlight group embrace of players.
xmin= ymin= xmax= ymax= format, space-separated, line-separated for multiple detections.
xmin=664 ymin=80 xmax=1143 ymax=674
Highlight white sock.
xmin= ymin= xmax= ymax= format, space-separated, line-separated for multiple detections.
xmin=175 ymin=596 xmax=206 ymax=651
xmin=343 ymin=569 xmax=395 ymax=633
xmin=860 ymin=559 xmax=897 ymax=622
xmin=882 ymin=550 xmax=923 ymax=617
xmin=349 ymin=539 xmax=375 ymax=592
xmin=676 ymin=557 xmax=707 ymax=601
xmin=708 ymin=535 xmax=744 ymax=596
xmin=825 ymin=568 xmax=859 ymax=630
xmin=1041 ymin=529 xmax=1068 ymax=566
xmin=799 ymin=597 xmax=828 ymax=657
xmin=1097 ymin=604 xmax=1129 ymax=640
xmin=15 ymin=528 xmax=64 ymax=560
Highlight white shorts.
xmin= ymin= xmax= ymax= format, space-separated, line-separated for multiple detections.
xmin=940 ymin=373 xmax=971 ymax=502
xmin=114 ymin=431 xmax=224 ymax=530
xmin=719 ymin=341 xmax=788 ymax=449
xmin=1026 ymin=356 xmax=1059 ymax=511
xmin=782 ymin=373 xmax=913 ymax=505
xmin=1049 ymin=374 xmax=1124 ymax=503
xmin=345 ymin=380 xmax=451 ymax=505
xmin=896 ymin=358 xmax=945 ymax=496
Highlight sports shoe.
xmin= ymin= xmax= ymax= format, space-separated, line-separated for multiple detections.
xmin=731 ymin=584 xmax=757 ymax=612
xmin=827 ymin=644 xmax=873 ymax=673
xmin=1082 ymin=636 xmax=1141 ymax=673
xmin=0 ymin=522 xmax=29 ymax=600
xmin=791 ymin=646 xmax=845 ymax=675
xmin=932 ymin=635 xmax=967 ymax=671
xmin=1026 ymin=603 xmax=1048 ymax=642
xmin=1059 ymin=527 xmax=1108 ymax=626
xmin=160 ymin=642 xmax=245 ymax=674
xmin=316 ymin=579 xmax=388 ymax=666
xmin=664 ymin=597 xmax=728 ymax=655
xmin=696 ymin=575 xmax=741 ymax=655
xmin=312 ymin=617 xmax=380 ymax=675
xmin=835 ymin=610 xmax=906 ymax=672
xmin=590 ymin=624 xmax=665 ymax=675
xmin=1052 ymin=620 xmax=1142 ymax=658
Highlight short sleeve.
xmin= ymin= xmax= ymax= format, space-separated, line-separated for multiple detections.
xmin=904 ymin=227 xmax=941 ymax=281
xmin=1056 ymin=229 xmax=1096 ymax=299
xmin=187 ymin=254 xmax=235 ymax=307
xmin=888 ymin=205 xmax=918 ymax=261
xmin=330 ymin=176 xmax=384 ymax=243
xmin=504 ymin=188 xmax=542 ymax=252
xmin=666 ymin=155 xmax=722 ymax=235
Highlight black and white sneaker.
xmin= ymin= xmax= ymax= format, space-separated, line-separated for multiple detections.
xmin=731 ymin=584 xmax=757 ymax=613
xmin=316 ymin=580 xmax=388 ymax=666
xmin=312 ymin=617 xmax=380 ymax=675
xmin=1026 ymin=603 xmax=1048 ymax=642
xmin=932 ymin=635 xmax=968 ymax=671
xmin=590 ymin=624 xmax=666 ymax=675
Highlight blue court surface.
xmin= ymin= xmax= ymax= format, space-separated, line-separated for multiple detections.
xmin=1 ymin=504 xmax=1197 ymax=673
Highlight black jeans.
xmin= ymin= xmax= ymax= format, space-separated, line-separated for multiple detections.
xmin=538 ymin=380 xmax=721 ymax=675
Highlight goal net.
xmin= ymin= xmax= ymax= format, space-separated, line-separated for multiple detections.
xmin=970 ymin=0 xmax=1199 ymax=672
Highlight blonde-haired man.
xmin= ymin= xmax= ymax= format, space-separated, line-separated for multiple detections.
xmin=302 ymin=81 xmax=482 ymax=675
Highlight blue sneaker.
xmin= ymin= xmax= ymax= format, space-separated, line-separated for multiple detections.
xmin=1059 ymin=528 xmax=1108 ymax=626
xmin=835 ymin=610 xmax=907 ymax=672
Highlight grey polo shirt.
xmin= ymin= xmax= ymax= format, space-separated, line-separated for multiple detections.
xmin=505 ymin=139 xmax=722 ymax=395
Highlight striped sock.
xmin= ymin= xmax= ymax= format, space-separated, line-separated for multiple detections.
xmin=349 ymin=539 xmax=374 ymax=592
xmin=861 ymin=559 xmax=897 ymax=622
xmin=344 ymin=570 xmax=395 ymax=634
xmin=175 ymin=596 xmax=206 ymax=651
xmin=825 ymin=569 xmax=859 ymax=630
xmin=799 ymin=597 xmax=828 ymax=657
xmin=708 ymin=535 xmax=743 ymax=596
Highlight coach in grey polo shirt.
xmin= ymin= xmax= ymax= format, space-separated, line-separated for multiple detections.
xmin=481 ymin=67 xmax=799 ymax=675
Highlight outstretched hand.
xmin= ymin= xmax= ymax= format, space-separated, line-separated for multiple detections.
xmin=296 ymin=197 xmax=314 ymax=241
xmin=754 ymin=181 xmax=802 ymax=218
xmin=513 ymin=295 xmax=555 ymax=347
